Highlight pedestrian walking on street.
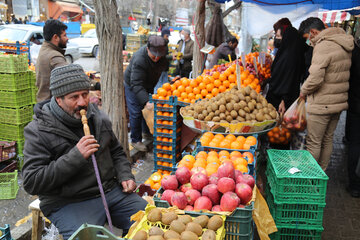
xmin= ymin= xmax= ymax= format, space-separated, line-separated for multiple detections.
xmin=22 ymin=64 xmax=147 ymax=239
xmin=299 ymin=17 xmax=354 ymax=171
xmin=124 ymin=35 xmax=168 ymax=152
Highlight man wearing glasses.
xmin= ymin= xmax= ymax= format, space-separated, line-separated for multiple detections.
xmin=124 ymin=35 xmax=168 ymax=152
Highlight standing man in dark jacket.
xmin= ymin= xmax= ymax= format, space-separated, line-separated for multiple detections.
xmin=347 ymin=39 xmax=360 ymax=197
xmin=22 ymin=64 xmax=147 ymax=239
xmin=36 ymin=19 xmax=68 ymax=102
xmin=174 ymin=28 xmax=194 ymax=78
xmin=209 ymin=36 xmax=238 ymax=68
xmin=124 ymin=36 xmax=168 ymax=151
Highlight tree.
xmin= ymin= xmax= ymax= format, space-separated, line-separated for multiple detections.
xmin=192 ymin=0 xmax=206 ymax=78
xmin=93 ymin=0 xmax=130 ymax=159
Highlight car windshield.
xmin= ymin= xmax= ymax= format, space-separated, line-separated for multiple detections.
xmin=83 ymin=29 xmax=96 ymax=38
xmin=0 ymin=28 xmax=27 ymax=41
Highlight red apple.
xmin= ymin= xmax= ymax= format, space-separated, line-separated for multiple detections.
xmin=161 ymin=175 xmax=178 ymax=190
xmin=184 ymin=205 xmax=194 ymax=211
xmin=220 ymin=192 xmax=240 ymax=212
xmin=241 ymin=174 xmax=255 ymax=189
xmin=238 ymin=204 xmax=245 ymax=208
xmin=209 ymin=173 xmax=219 ymax=185
xmin=176 ymin=167 xmax=191 ymax=184
xmin=234 ymin=170 xmax=242 ymax=180
xmin=180 ymin=183 xmax=193 ymax=193
xmin=217 ymin=177 xmax=235 ymax=194
xmin=190 ymin=173 xmax=209 ymax=191
xmin=212 ymin=205 xmax=222 ymax=212
xmin=194 ymin=196 xmax=213 ymax=211
xmin=235 ymin=183 xmax=253 ymax=204
xmin=236 ymin=174 xmax=244 ymax=184
xmin=161 ymin=189 xmax=175 ymax=205
xmin=217 ymin=162 xmax=235 ymax=180
xmin=185 ymin=189 xmax=201 ymax=205
xmin=191 ymin=167 xmax=207 ymax=176
xmin=171 ymin=192 xmax=188 ymax=210
xmin=202 ymin=184 xmax=221 ymax=205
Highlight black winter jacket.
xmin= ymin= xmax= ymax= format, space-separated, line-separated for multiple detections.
xmin=349 ymin=42 xmax=360 ymax=114
xmin=22 ymin=101 xmax=133 ymax=216
xmin=124 ymin=46 xmax=167 ymax=106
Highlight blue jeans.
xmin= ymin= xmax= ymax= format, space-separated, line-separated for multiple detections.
xmin=347 ymin=111 xmax=360 ymax=190
xmin=47 ymin=186 xmax=147 ymax=239
xmin=124 ymin=85 xmax=151 ymax=143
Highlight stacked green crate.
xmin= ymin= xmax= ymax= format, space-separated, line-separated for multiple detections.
xmin=28 ymin=70 xmax=37 ymax=104
xmin=265 ymin=150 xmax=328 ymax=240
xmin=0 ymin=54 xmax=34 ymax=158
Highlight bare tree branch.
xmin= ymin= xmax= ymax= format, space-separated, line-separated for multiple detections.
xmin=222 ymin=0 xmax=242 ymax=18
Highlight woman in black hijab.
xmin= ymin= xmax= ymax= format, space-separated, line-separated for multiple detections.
xmin=266 ymin=18 xmax=306 ymax=114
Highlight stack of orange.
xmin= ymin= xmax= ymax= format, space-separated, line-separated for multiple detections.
xmin=28 ymin=63 xmax=35 ymax=71
xmin=239 ymin=69 xmax=261 ymax=93
xmin=144 ymin=170 xmax=171 ymax=190
xmin=178 ymin=150 xmax=254 ymax=176
xmin=267 ymin=126 xmax=291 ymax=145
xmin=200 ymin=132 xmax=257 ymax=150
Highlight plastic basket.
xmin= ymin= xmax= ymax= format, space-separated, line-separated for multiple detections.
xmin=270 ymin=225 xmax=323 ymax=240
xmin=0 ymin=123 xmax=26 ymax=141
xmin=16 ymin=140 xmax=24 ymax=156
xmin=0 ymin=224 xmax=12 ymax=240
xmin=68 ymin=223 xmax=122 ymax=240
xmin=27 ymin=70 xmax=36 ymax=86
xmin=126 ymin=205 xmax=226 ymax=240
xmin=0 ymin=54 xmax=28 ymax=73
xmin=0 ymin=89 xmax=32 ymax=108
xmin=31 ymin=87 xmax=37 ymax=104
xmin=0 ymin=105 xmax=33 ymax=125
xmin=0 ymin=170 xmax=19 ymax=200
xmin=265 ymin=185 xmax=325 ymax=227
xmin=266 ymin=150 xmax=328 ymax=204
xmin=0 ymin=72 xmax=29 ymax=91
xmin=0 ymin=141 xmax=16 ymax=162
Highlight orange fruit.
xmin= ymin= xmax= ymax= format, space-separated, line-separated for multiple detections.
xmin=173 ymin=90 xmax=180 ymax=97
xmin=228 ymin=74 xmax=236 ymax=83
xmin=219 ymin=140 xmax=231 ymax=149
xmin=206 ymin=83 xmax=214 ymax=92
xmin=193 ymin=87 xmax=200 ymax=95
xmin=219 ymin=150 xmax=230 ymax=159
xmin=152 ymin=182 xmax=161 ymax=190
xmin=198 ymin=82 xmax=206 ymax=90
xmin=196 ymin=75 xmax=203 ymax=83
xmin=163 ymin=83 xmax=171 ymax=91
xmin=214 ymin=134 xmax=225 ymax=141
xmin=196 ymin=151 xmax=208 ymax=159
xmin=190 ymin=80 xmax=198 ymax=88
xmin=207 ymin=155 xmax=220 ymax=164
xmin=193 ymin=158 xmax=207 ymax=169
xmin=230 ymin=151 xmax=242 ymax=158
xmin=236 ymin=136 xmax=246 ymax=143
xmin=214 ymin=79 xmax=221 ymax=87
xmin=180 ymin=92 xmax=188 ymax=99
xmin=209 ymin=140 xmax=220 ymax=148
xmin=195 ymin=94 xmax=202 ymax=99
xmin=243 ymin=143 xmax=251 ymax=150
xmin=201 ymin=89 xmax=208 ymax=97
xmin=174 ymin=80 xmax=181 ymax=87
xmin=203 ymin=132 xmax=214 ymax=139
xmin=205 ymin=93 xmax=213 ymax=99
xmin=225 ymin=134 xmax=236 ymax=142
xmin=245 ymin=136 xmax=257 ymax=146
xmin=230 ymin=141 xmax=243 ymax=150
xmin=181 ymin=78 xmax=190 ymax=86
xmin=185 ymin=86 xmax=193 ymax=93
xmin=144 ymin=179 xmax=153 ymax=186
xmin=235 ymin=164 xmax=248 ymax=173
xmin=188 ymin=92 xmax=195 ymax=100
xmin=206 ymin=164 xmax=219 ymax=176
xmin=212 ymin=72 xmax=220 ymax=79
xmin=219 ymin=74 xmax=227 ymax=82
xmin=223 ymin=80 xmax=230 ymax=88
xmin=211 ymin=88 xmax=219 ymax=96
xmin=150 ymin=172 xmax=162 ymax=183
xmin=203 ymin=76 xmax=211 ymax=84
xmin=183 ymin=155 xmax=195 ymax=164
xmin=178 ymin=85 xmax=185 ymax=93
xmin=208 ymin=151 xmax=218 ymax=158
xmin=157 ymin=88 xmax=167 ymax=97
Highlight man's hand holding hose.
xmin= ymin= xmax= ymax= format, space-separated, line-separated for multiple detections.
xmin=76 ymin=135 xmax=100 ymax=159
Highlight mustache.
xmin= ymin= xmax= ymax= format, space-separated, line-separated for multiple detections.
xmin=74 ymin=106 xmax=87 ymax=112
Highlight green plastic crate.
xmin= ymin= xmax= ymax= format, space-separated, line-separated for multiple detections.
xmin=16 ymin=140 xmax=24 ymax=156
xmin=30 ymin=87 xmax=37 ymax=105
xmin=266 ymin=150 xmax=328 ymax=204
xmin=0 ymin=224 xmax=13 ymax=240
xmin=0 ymin=54 xmax=28 ymax=73
xmin=0 ymin=89 xmax=32 ymax=108
xmin=265 ymin=185 xmax=325 ymax=227
xmin=69 ymin=223 xmax=123 ymax=240
xmin=154 ymin=187 xmax=254 ymax=240
xmin=0 ymin=170 xmax=19 ymax=200
xmin=0 ymin=105 xmax=33 ymax=125
xmin=270 ymin=225 xmax=323 ymax=240
xmin=27 ymin=70 xmax=36 ymax=86
xmin=0 ymin=72 xmax=29 ymax=91
xmin=0 ymin=123 xmax=27 ymax=141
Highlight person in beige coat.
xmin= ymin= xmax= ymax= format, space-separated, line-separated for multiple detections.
xmin=299 ymin=17 xmax=354 ymax=170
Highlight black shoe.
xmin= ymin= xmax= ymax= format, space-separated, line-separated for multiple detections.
xmin=346 ymin=186 xmax=360 ymax=198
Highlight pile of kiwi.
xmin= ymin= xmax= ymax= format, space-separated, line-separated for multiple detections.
xmin=181 ymin=86 xmax=278 ymax=124
xmin=132 ymin=208 xmax=224 ymax=240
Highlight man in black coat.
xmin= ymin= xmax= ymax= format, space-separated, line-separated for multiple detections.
xmin=124 ymin=35 xmax=168 ymax=151
xmin=209 ymin=36 xmax=238 ymax=68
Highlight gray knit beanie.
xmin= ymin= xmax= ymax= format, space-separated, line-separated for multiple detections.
xmin=49 ymin=64 xmax=90 ymax=97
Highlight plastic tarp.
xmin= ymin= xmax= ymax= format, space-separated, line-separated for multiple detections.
xmin=240 ymin=0 xmax=360 ymax=11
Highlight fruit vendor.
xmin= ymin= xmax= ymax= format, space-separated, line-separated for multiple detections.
xmin=173 ymin=28 xmax=194 ymax=78
xmin=124 ymin=35 xmax=168 ymax=152
xmin=209 ymin=36 xmax=238 ymax=69
xmin=22 ymin=64 xmax=147 ymax=239
xmin=299 ymin=17 xmax=354 ymax=171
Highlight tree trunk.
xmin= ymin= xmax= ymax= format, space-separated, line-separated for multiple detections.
xmin=192 ymin=0 xmax=206 ymax=78
xmin=93 ymin=0 xmax=130 ymax=159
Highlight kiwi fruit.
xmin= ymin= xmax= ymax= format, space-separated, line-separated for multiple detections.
xmin=264 ymin=114 xmax=272 ymax=120
xmin=248 ymin=102 xmax=255 ymax=111
xmin=244 ymin=107 xmax=250 ymax=113
xmin=193 ymin=215 xmax=209 ymax=228
xmin=180 ymin=231 xmax=198 ymax=240
xmin=164 ymin=230 xmax=181 ymax=240
xmin=133 ymin=230 xmax=148 ymax=240
xmin=149 ymin=226 xmax=164 ymax=236
xmin=162 ymin=212 xmax=178 ymax=225
xmin=245 ymin=96 xmax=251 ymax=103
xmin=219 ymin=113 xmax=226 ymax=120
xmin=230 ymin=110 xmax=238 ymax=118
xmin=147 ymin=208 xmax=162 ymax=222
xmin=269 ymin=110 xmax=277 ymax=119
xmin=202 ymin=229 xmax=216 ymax=240
xmin=219 ymin=105 xmax=226 ymax=113
xmin=226 ymin=115 xmax=233 ymax=123
xmin=170 ymin=220 xmax=186 ymax=234
xmin=198 ymin=114 xmax=205 ymax=121
xmin=207 ymin=215 xmax=223 ymax=231
xmin=204 ymin=116 xmax=212 ymax=121
xmin=148 ymin=236 xmax=165 ymax=240
xmin=212 ymin=116 xmax=220 ymax=122
xmin=178 ymin=215 xmax=193 ymax=225
xmin=233 ymin=103 xmax=241 ymax=111
xmin=250 ymin=91 xmax=257 ymax=99
xmin=211 ymin=104 xmax=218 ymax=112
xmin=185 ymin=222 xmax=203 ymax=236
xmin=238 ymin=109 xmax=246 ymax=118
xmin=202 ymin=110 xmax=208 ymax=116
xmin=256 ymin=113 xmax=264 ymax=122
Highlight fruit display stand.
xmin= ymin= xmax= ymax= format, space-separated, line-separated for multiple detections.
xmin=0 ymin=41 xmax=31 ymax=68
xmin=0 ymin=224 xmax=13 ymax=240
xmin=265 ymin=149 xmax=328 ymax=239
xmin=0 ymin=170 xmax=19 ymax=200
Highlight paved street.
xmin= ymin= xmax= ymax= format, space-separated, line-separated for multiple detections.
xmin=73 ymin=55 xmax=100 ymax=72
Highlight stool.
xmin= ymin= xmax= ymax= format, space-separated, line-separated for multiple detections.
xmin=28 ymin=199 xmax=44 ymax=240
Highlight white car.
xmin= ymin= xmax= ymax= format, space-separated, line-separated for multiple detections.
xmin=0 ymin=24 xmax=80 ymax=64
xmin=69 ymin=29 xmax=99 ymax=57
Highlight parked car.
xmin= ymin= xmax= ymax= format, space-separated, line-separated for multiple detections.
xmin=0 ymin=24 xmax=80 ymax=63
xmin=69 ymin=28 xmax=99 ymax=57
